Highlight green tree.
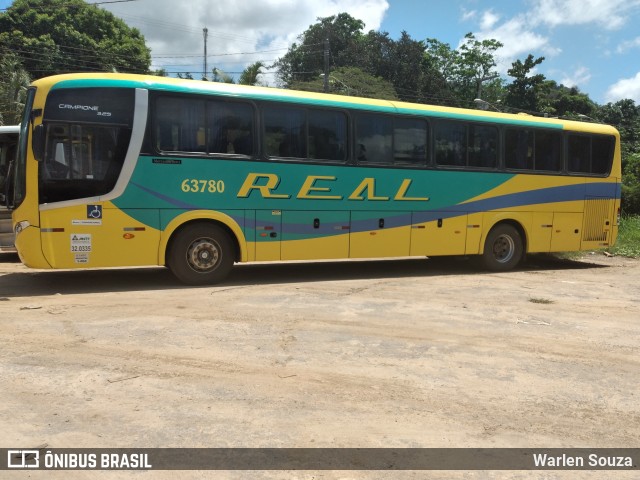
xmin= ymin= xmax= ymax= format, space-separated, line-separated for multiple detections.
xmin=597 ymin=99 xmax=640 ymax=156
xmin=535 ymin=81 xmax=597 ymax=119
xmin=597 ymin=99 xmax=640 ymax=214
xmin=273 ymin=13 xmax=365 ymax=86
xmin=289 ymin=66 xmax=398 ymax=100
xmin=274 ymin=14 xmax=450 ymax=105
xmin=457 ymin=33 xmax=503 ymax=104
xmin=504 ymin=54 xmax=547 ymax=112
xmin=0 ymin=54 xmax=30 ymax=125
xmin=238 ymin=61 xmax=265 ymax=86
xmin=0 ymin=0 xmax=151 ymax=79
xmin=621 ymin=153 xmax=640 ymax=214
xmin=211 ymin=67 xmax=234 ymax=84
xmin=353 ymin=31 xmax=442 ymax=104
xmin=424 ymin=33 xmax=502 ymax=107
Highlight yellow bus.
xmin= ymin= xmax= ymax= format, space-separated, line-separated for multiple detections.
xmin=5 ymin=73 xmax=621 ymax=284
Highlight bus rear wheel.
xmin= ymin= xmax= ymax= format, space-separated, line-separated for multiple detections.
xmin=481 ymin=224 xmax=523 ymax=271
xmin=168 ymin=223 xmax=234 ymax=285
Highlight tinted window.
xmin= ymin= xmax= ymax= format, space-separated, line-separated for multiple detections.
xmin=592 ymin=135 xmax=614 ymax=174
xmin=208 ymin=102 xmax=253 ymax=155
xmin=505 ymin=129 xmax=533 ymax=170
xmin=434 ymin=121 xmax=466 ymax=166
xmin=394 ymin=118 xmax=427 ymax=165
xmin=308 ymin=110 xmax=347 ymax=161
xmin=264 ymin=107 xmax=306 ymax=158
xmin=356 ymin=114 xmax=392 ymax=163
xmin=468 ymin=125 xmax=498 ymax=168
xmin=568 ymin=135 xmax=591 ymax=173
xmin=569 ymin=134 xmax=614 ymax=175
xmin=156 ymin=97 xmax=205 ymax=152
xmin=506 ymin=128 xmax=561 ymax=172
xmin=534 ymin=130 xmax=562 ymax=171
xmin=44 ymin=88 xmax=134 ymax=126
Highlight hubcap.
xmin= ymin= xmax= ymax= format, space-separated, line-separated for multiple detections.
xmin=493 ymin=234 xmax=515 ymax=264
xmin=187 ymin=237 xmax=220 ymax=272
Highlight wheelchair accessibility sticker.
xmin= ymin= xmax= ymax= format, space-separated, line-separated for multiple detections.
xmin=87 ymin=205 xmax=102 ymax=219
xmin=72 ymin=205 xmax=103 ymax=226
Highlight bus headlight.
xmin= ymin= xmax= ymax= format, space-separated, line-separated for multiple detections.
xmin=14 ymin=220 xmax=30 ymax=235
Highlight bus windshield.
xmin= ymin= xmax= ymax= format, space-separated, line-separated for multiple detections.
xmin=39 ymin=88 xmax=134 ymax=204
xmin=40 ymin=123 xmax=131 ymax=203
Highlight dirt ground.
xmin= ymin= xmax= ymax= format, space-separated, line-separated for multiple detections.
xmin=0 ymin=251 xmax=638 ymax=480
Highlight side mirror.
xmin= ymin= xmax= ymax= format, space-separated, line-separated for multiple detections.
xmin=32 ymin=124 xmax=45 ymax=162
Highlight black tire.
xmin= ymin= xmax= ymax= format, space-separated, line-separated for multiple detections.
xmin=481 ymin=224 xmax=523 ymax=271
xmin=167 ymin=223 xmax=234 ymax=285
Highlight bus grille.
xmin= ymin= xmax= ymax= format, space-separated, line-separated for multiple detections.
xmin=583 ymin=197 xmax=610 ymax=242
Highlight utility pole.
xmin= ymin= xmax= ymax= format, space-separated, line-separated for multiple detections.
xmin=203 ymin=27 xmax=208 ymax=80
xmin=323 ymin=38 xmax=329 ymax=93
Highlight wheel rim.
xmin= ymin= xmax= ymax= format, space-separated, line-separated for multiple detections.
xmin=186 ymin=237 xmax=221 ymax=272
xmin=492 ymin=234 xmax=515 ymax=264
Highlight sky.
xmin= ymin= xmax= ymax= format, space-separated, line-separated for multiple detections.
xmin=2 ymin=0 xmax=640 ymax=104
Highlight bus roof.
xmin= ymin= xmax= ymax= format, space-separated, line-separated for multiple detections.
xmin=32 ymin=73 xmax=618 ymax=135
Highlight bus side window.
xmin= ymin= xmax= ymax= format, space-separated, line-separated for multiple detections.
xmin=208 ymin=101 xmax=254 ymax=156
xmin=535 ymin=130 xmax=562 ymax=172
xmin=468 ymin=125 xmax=498 ymax=168
xmin=264 ymin=106 xmax=306 ymax=159
xmin=156 ymin=97 xmax=205 ymax=153
xmin=568 ymin=134 xmax=591 ymax=173
xmin=592 ymin=135 xmax=614 ymax=175
xmin=394 ymin=118 xmax=427 ymax=166
xmin=505 ymin=129 xmax=533 ymax=170
xmin=355 ymin=113 xmax=392 ymax=164
xmin=434 ymin=121 xmax=466 ymax=167
xmin=308 ymin=109 xmax=347 ymax=162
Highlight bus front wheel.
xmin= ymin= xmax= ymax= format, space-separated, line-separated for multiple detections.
xmin=168 ymin=223 xmax=234 ymax=285
xmin=481 ymin=224 xmax=523 ymax=271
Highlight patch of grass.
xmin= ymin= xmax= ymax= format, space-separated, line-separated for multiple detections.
xmin=608 ymin=215 xmax=640 ymax=258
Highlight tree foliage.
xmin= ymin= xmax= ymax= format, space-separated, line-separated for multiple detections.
xmin=504 ymin=54 xmax=546 ymax=112
xmin=273 ymin=14 xmax=448 ymax=104
xmin=290 ymin=66 xmax=398 ymax=100
xmin=272 ymin=13 xmax=365 ymax=86
xmin=0 ymin=54 xmax=30 ymax=125
xmin=597 ymin=99 xmax=640 ymax=214
xmin=0 ymin=0 xmax=151 ymax=79
xmin=424 ymin=33 xmax=503 ymax=106
xmin=238 ymin=61 xmax=265 ymax=86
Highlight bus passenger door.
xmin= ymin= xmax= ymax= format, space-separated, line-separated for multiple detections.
xmin=254 ymin=210 xmax=281 ymax=261
xmin=409 ymin=212 xmax=467 ymax=256
xmin=281 ymin=211 xmax=350 ymax=260
xmin=350 ymin=211 xmax=411 ymax=258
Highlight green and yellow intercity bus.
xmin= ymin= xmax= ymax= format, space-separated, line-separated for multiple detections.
xmin=5 ymin=73 xmax=621 ymax=284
